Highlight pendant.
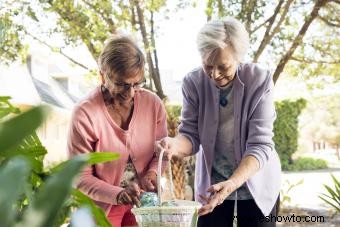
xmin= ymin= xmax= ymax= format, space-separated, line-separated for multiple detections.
xmin=220 ymin=97 xmax=228 ymax=107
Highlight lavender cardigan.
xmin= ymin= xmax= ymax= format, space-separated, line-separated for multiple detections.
xmin=179 ymin=63 xmax=281 ymax=216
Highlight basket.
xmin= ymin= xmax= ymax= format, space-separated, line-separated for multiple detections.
xmin=131 ymin=149 xmax=201 ymax=227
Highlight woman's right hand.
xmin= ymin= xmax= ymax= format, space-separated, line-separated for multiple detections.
xmin=117 ymin=181 xmax=144 ymax=207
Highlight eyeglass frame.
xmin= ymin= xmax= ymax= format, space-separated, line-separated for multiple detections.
xmin=112 ymin=78 xmax=146 ymax=91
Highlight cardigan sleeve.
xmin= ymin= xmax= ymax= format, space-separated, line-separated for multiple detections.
xmin=244 ymin=71 xmax=276 ymax=169
xmin=146 ymin=96 xmax=168 ymax=173
xmin=67 ymin=106 xmax=123 ymax=205
xmin=178 ymin=74 xmax=201 ymax=154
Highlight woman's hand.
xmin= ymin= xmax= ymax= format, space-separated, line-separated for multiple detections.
xmin=198 ymin=179 xmax=238 ymax=216
xmin=140 ymin=170 xmax=157 ymax=192
xmin=117 ymin=181 xmax=144 ymax=207
xmin=155 ymin=137 xmax=175 ymax=161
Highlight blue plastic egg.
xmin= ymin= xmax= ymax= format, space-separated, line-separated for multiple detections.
xmin=140 ymin=192 xmax=159 ymax=207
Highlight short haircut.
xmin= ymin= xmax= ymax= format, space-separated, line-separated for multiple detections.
xmin=197 ymin=17 xmax=249 ymax=62
xmin=98 ymin=35 xmax=145 ymax=81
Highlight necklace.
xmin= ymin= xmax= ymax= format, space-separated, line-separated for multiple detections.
xmin=219 ymin=82 xmax=233 ymax=107
xmin=101 ymin=85 xmax=134 ymax=129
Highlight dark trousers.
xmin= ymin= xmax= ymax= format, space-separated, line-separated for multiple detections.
xmin=197 ymin=198 xmax=279 ymax=227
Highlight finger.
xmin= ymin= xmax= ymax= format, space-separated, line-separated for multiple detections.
xmin=123 ymin=193 xmax=133 ymax=204
xmin=130 ymin=183 xmax=142 ymax=197
xmin=207 ymin=183 xmax=222 ymax=193
xmin=199 ymin=194 xmax=210 ymax=203
xmin=160 ymin=138 xmax=167 ymax=147
xmin=117 ymin=191 xmax=126 ymax=204
xmin=150 ymin=177 xmax=157 ymax=189
xmin=145 ymin=180 xmax=155 ymax=191
xmin=198 ymin=204 xmax=214 ymax=216
xmin=132 ymin=195 xmax=141 ymax=207
xmin=118 ymin=192 xmax=129 ymax=204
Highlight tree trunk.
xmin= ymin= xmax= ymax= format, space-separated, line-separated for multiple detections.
xmin=272 ymin=0 xmax=329 ymax=83
xmin=134 ymin=0 xmax=166 ymax=99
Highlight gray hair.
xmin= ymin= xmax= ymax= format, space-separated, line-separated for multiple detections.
xmin=197 ymin=17 xmax=249 ymax=62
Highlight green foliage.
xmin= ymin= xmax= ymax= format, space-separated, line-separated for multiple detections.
xmin=17 ymin=156 xmax=88 ymax=227
xmin=0 ymin=1 xmax=31 ymax=65
xmin=274 ymin=98 xmax=307 ymax=170
xmin=280 ymin=179 xmax=304 ymax=206
xmin=0 ymin=97 xmax=119 ymax=227
xmin=0 ymin=96 xmax=20 ymax=119
xmin=0 ymin=105 xmax=50 ymax=152
xmin=0 ymin=157 xmax=31 ymax=226
xmin=319 ymin=174 xmax=340 ymax=213
xmin=286 ymin=157 xmax=328 ymax=171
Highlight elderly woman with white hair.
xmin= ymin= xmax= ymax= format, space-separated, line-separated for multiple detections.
xmin=157 ymin=17 xmax=281 ymax=227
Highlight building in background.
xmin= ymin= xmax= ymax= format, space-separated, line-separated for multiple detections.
xmin=0 ymin=49 xmax=96 ymax=165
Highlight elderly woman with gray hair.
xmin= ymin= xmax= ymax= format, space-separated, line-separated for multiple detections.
xmin=157 ymin=17 xmax=281 ymax=227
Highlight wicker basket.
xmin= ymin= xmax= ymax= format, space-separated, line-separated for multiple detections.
xmin=131 ymin=149 xmax=201 ymax=227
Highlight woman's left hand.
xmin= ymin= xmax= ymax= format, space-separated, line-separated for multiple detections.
xmin=140 ymin=170 xmax=157 ymax=192
xmin=198 ymin=179 xmax=237 ymax=216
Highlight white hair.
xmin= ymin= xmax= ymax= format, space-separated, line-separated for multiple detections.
xmin=197 ymin=17 xmax=249 ymax=62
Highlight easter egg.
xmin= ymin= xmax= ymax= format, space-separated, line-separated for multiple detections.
xmin=140 ymin=192 xmax=159 ymax=207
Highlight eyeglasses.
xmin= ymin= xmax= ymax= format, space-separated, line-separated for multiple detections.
xmin=113 ymin=78 xmax=146 ymax=91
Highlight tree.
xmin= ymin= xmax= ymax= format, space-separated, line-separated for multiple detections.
xmin=0 ymin=0 xmax=167 ymax=98
xmin=204 ymin=0 xmax=339 ymax=83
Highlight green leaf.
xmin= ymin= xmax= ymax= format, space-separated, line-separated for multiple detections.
xmin=72 ymin=189 xmax=111 ymax=227
xmin=324 ymin=185 xmax=340 ymax=204
xmin=1 ymin=133 xmax=47 ymax=159
xmin=0 ymin=157 xmax=31 ymax=227
xmin=331 ymin=174 xmax=340 ymax=195
xmin=17 ymin=155 xmax=88 ymax=227
xmin=86 ymin=152 xmax=120 ymax=165
xmin=50 ymin=152 xmax=120 ymax=173
xmin=0 ymin=106 xmax=50 ymax=154
xmin=318 ymin=196 xmax=340 ymax=213
xmin=0 ymin=96 xmax=20 ymax=120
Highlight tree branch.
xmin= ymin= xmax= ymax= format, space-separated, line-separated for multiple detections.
xmin=133 ymin=0 xmax=165 ymax=99
xmin=245 ymin=0 xmax=256 ymax=32
xmin=25 ymin=31 xmax=90 ymax=70
xmin=46 ymin=1 xmax=99 ymax=59
xmin=272 ymin=0 xmax=329 ymax=83
xmin=253 ymin=0 xmax=285 ymax=62
xmin=271 ymin=0 xmax=294 ymax=36
xmin=291 ymin=56 xmax=340 ymax=64
xmin=251 ymin=16 xmax=272 ymax=34
xmin=317 ymin=15 xmax=340 ymax=27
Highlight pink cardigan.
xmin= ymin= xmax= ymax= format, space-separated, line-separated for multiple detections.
xmin=67 ymin=86 xmax=167 ymax=214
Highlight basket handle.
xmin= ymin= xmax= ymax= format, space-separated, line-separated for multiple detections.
xmin=157 ymin=148 xmax=175 ymax=206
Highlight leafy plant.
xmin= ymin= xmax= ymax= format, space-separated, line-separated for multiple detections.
xmin=319 ymin=174 xmax=340 ymax=213
xmin=0 ymin=98 xmax=119 ymax=227
xmin=274 ymin=99 xmax=307 ymax=170
xmin=286 ymin=157 xmax=328 ymax=171
xmin=280 ymin=179 xmax=304 ymax=206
